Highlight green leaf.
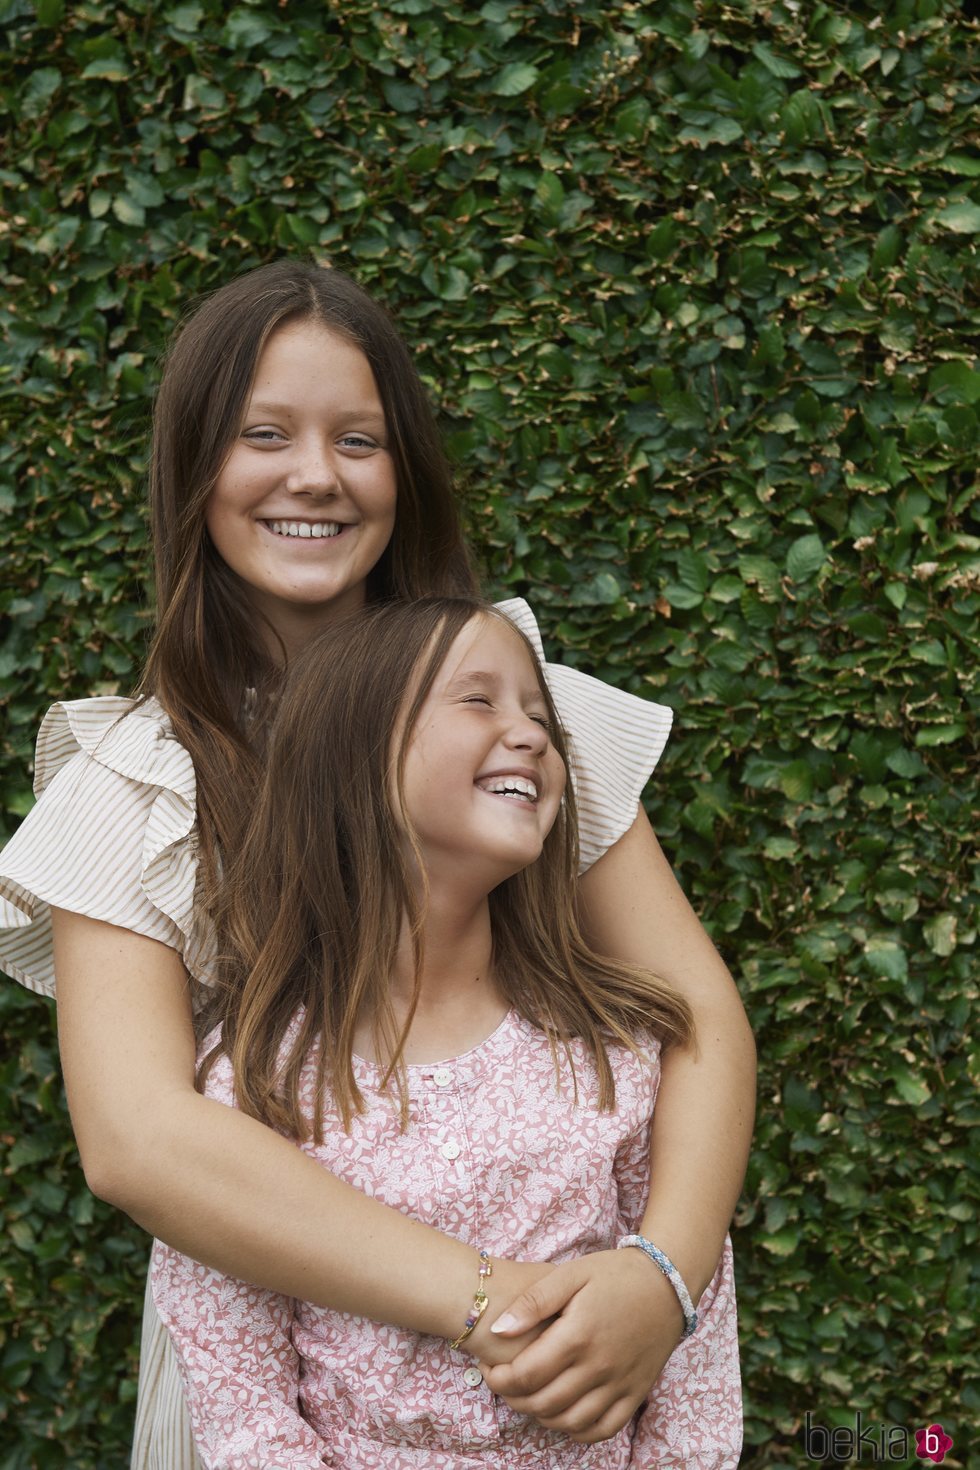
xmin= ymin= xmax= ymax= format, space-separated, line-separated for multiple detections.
xmin=662 ymin=582 xmax=704 ymax=610
xmin=541 ymin=82 xmax=586 ymax=118
xmin=935 ymin=200 xmax=980 ymax=234
xmin=533 ymin=172 xmax=565 ymax=218
xmin=870 ymin=224 xmax=902 ymax=274
xmin=889 ymin=1065 xmax=932 ymax=1107
xmin=675 ymin=548 xmax=709 ymax=593
xmin=381 ymin=78 xmax=421 ymax=113
xmin=21 ymin=66 xmax=62 ymax=115
xmin=739 ymin=555 xmax=781 ymax=598
xmin=760 ymin=1227 xmax=800 ymax=1258
xmin=223 ymin=8 xmax=273 ymax=47
xmin=939 ymin=153 xmax=980 ymax=177
xmin=614 ymin=97 xmax=651 ymax=142
xmin=928 ymin=361 xmax=980 ymax=405
xmin=779 ymin=761 xmax=813 ymax=802
xmin=168 ymin=2 xmax=204 ymax=28
xmin=863 ymin=938 xmax=908 ymax=983
xmin=885 ymin=748 xmax=926 ymax=779
xmin=678 ymin=117 xmax=743 ymax=148
xmin=492 ymin=62 xmax=540 ymax=97
xmin=80 ymin=55 xmax=131 ymax=82
xmin=752 ymin=42 xmax=801 ymax=78
xmin=111 ymin=195 xmax=146 ymax=227
xmin=576 ymin=571 xmax=622 ymax=606
xmin=923 ymin=914 xmax=957 ymax=957
xmin=915 ymin=723 xmax=967 ymax=747
xmin=786 ymin=534 xmax=827 ymax=582
xmin=183 ymin=74 xmax=225 ymax=111
xmin=35 ymin=0 xmax=64 ymax=21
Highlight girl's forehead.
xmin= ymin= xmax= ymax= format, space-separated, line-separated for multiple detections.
xmin=436 ymin=614 xmax=542 ymax=689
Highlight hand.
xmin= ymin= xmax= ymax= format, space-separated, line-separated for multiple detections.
xmin=463 ymin=1258 xmax=556 ymax=1366
xmin=478 ymin=1250 xmax=684 ymax=1443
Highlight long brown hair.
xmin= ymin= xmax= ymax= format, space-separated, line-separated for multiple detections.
xmin=138 ymin=260 xmax=477 ymax=905
xmin=199 ymin=599 xmax=693 ymax=1135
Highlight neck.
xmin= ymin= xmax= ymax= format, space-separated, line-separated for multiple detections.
xmin=249 ymin=587 xmax=370 ymax=664
xmin=376 ymin=884 xmax=507 ymax=1064
xmin=392 ymin=885 xmax=495 ymax=1006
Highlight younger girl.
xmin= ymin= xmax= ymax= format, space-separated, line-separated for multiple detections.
xmin=152 ymin=597 xmax=741 ymax=1469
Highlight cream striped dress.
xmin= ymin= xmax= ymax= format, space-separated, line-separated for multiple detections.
xmin=0 ymin=599 xmax=673 ymax=1470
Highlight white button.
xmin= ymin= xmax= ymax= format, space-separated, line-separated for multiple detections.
xmin=433 ymin=1067 xmax=453 ymax=1086
xmin=440 ymin=1140 xmax=461 ymax=1160
xmin=463 ymin=1367 xmax=483 ymax=1387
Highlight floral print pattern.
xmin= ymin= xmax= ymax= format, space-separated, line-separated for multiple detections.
xmin=152 ymin=1012 xmax=741 ymax=1468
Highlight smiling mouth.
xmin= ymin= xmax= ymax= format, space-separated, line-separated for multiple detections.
xmin=475 ymin=776 xmax=539 ymax=805
xmin=263 ymin=520 xmax=345 ymax=539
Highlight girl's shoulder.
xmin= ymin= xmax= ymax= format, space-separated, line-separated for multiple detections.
xmin=0 ymin=695 xmax=207 ymax=1000
xmin=33 ymin=694 xmax=191 ymax=799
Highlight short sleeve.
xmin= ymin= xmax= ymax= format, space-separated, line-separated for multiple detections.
xmin=0 ymin=697 xmax=209 ymax=998
xmin=495 ymin=599 xmax=674 ymax=872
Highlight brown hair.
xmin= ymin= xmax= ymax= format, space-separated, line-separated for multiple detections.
xmin=199 ymin=598 xmax=693 ymax=1135
xmin=137 ymin=260 xmax=477 ymax=905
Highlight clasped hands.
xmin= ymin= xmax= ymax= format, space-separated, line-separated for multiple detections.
xmin=464 ymin=1249 xmax=685 ymax=1445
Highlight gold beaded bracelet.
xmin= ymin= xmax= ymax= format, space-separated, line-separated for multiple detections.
xmin=448 ymin=1248 xmax=493 ymax=1350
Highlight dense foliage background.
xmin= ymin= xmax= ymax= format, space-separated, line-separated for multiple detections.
xmin=1 ymin=0 xmax=977 ymax=1465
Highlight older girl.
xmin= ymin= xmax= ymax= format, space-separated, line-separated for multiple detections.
xmin=0 ymin=261 xmax=754 ymax=1465
xmin=153 ymin=596 xmax=741 ymax=1467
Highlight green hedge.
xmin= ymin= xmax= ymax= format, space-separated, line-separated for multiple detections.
xmin=1 ymin=1 xmax=977 ymax=1465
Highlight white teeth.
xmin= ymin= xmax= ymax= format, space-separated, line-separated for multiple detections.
xmin=268 ymin=521 xmax=342 ymax=539
xmin=477 ymin=776 xmax=538 ymax=802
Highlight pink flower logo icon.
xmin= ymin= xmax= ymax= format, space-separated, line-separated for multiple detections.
xmin=915 ymin=1423 xmax=953 ymax=1463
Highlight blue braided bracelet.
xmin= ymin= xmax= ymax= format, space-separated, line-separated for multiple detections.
xmin=618 ymin=1234 xmax=698 ymax=1340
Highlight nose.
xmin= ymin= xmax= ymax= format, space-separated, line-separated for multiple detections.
xmin=503 ymin=711 xmax=550 ymax=755
xmin=285 ymin=436 xmax=340 ymax=498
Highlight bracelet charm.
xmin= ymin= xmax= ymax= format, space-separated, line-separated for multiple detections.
xmin=449 ymin=1248 xmax=493 ymax=1350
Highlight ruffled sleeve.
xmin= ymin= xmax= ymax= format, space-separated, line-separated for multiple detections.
xmin=495 ymin=599 xmax=673 ymax=872
xmin=0 ymin=697 xmax=211 ymax=998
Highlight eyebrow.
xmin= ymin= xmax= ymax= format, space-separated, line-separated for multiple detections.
xmin=245 ymin=400 xmax=387 ymax=425
xmin=444 ymin=669 xmax=548 ymax=703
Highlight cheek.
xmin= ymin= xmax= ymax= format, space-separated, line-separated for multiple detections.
xmin=204 ymin=488 xmax=241 ymax=561
xmin=545 ymin=755 xmax=567 ymax=823
xmin=375 ymin=478 xmax=398 ymax=532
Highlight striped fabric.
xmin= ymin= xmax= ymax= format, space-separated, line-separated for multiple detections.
xmin=0 ymin=598 xmax=673 ymax=1470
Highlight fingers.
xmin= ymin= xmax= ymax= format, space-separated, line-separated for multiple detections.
xmin=561 ymin=1395 xmax=639 ymax=1444
xmin=480 ymin=1324 xmax=581 ymax=1398
xmin=488 ymin=1258 xmax=589 ymax=1335
xmin=488 ymin=1366 xmax=638 ymax=1444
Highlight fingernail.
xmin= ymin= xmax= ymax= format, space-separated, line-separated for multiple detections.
xmin=490 ymin=1311 xmax=518 ymax=1334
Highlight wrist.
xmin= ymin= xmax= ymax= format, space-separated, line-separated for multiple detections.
xmin=618 ymin=1234 xmax=697 ymax=1339
xmin=460 ymin=1257 xmax=552 ymax=1360
xmin=617 ymin=1242 xmax=685 ymax=1339
xmin=636 ymin=1210 xmax=725 ymax=1304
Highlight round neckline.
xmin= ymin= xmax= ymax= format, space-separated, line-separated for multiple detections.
xmin=350 ymin=1008 xmax=534 ymax=1092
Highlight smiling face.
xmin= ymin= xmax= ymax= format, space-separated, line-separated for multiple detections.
xmin=398 ymin=614 xmax=567 ymax=895
xmin=206 ymin=317 xmax=398 ymax=650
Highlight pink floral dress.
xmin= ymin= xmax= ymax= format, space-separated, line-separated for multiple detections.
xmin=151 ymin=1012 xmax=741 ymax=1468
